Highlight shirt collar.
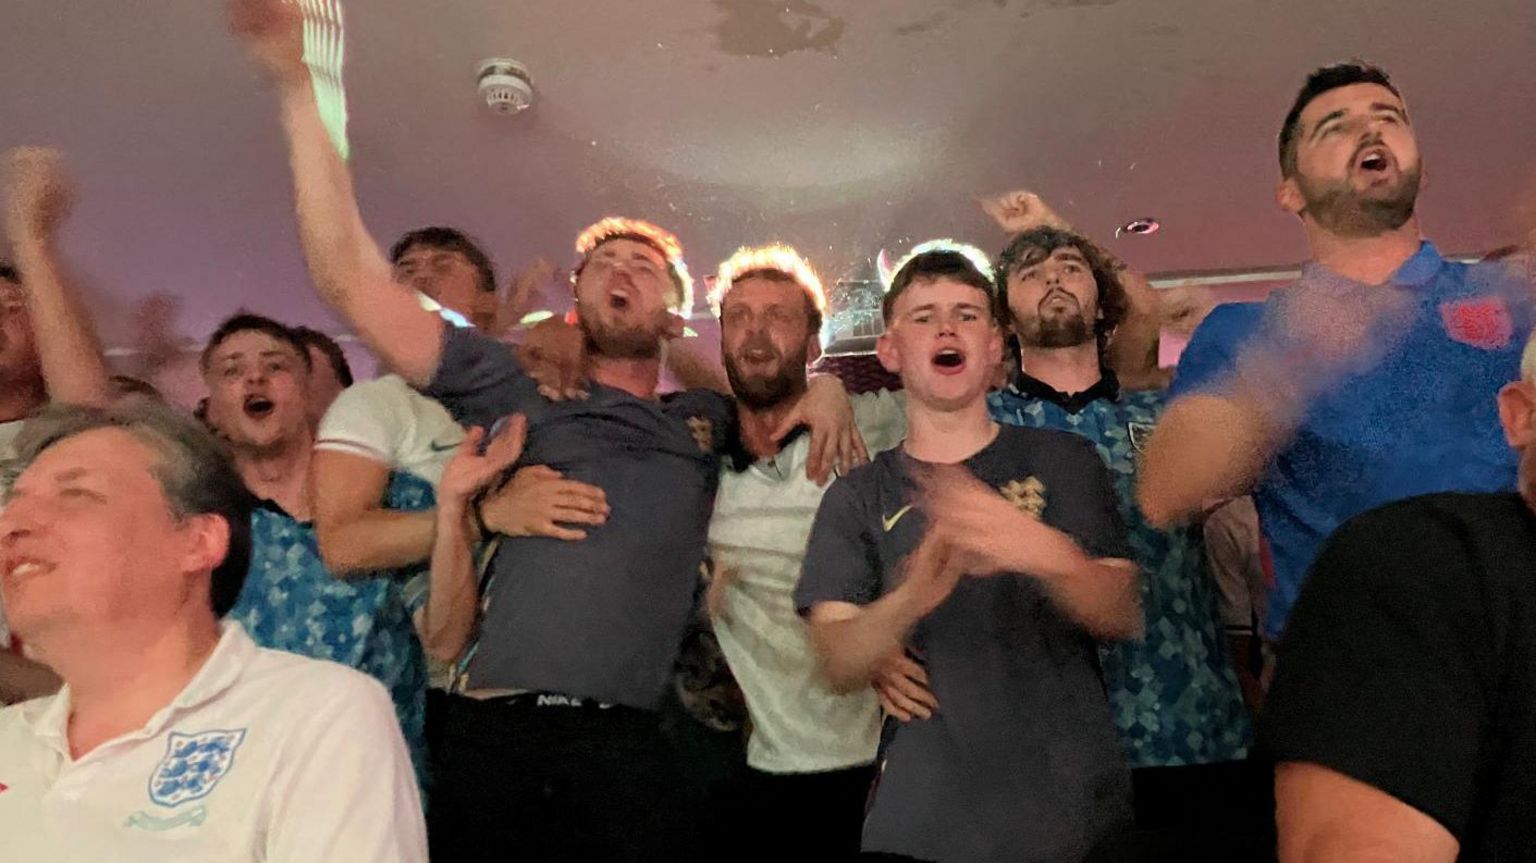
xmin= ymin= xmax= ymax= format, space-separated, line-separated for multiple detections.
xmin=1008 ymin=367 xmax=1121 ymax=414
xmin=23 ymin=621 xmax=258 ymax=756
xmin=1299 ymin=240 xmax=1445 ymax=289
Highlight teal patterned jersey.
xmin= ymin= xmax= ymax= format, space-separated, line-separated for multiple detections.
xmin=988 ymin=374 xmax=1251 ymax=767
xmin=227 ymin=493 xmax=429 ymax=785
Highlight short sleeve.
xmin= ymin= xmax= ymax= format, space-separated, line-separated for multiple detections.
xmin=1168 ymin=303 xmax=1265 ymax=399
xmin=1260 ymin=499 xmax=1495 ymax=840
xmin=1038 ymin=432 xmax=1133 ymax=562
xmin=419 ymin=322 xmax=536 ymax=431
xmin=851 ymin=390 xmax=909 ymax=456
xmin=794 ymin=477 xmax=883 ymax=615
xmin=264 ymin=671 xmax=428 ymax=862
xmin=315 ymin=379 xmax=406 ymax=465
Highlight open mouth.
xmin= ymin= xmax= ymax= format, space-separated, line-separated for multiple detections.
xmin=739 ymin=347 xmax=778 ymax=365
xmin=1355 ymin=147 xmax=1393 ymax=174
xmin=3 ymin=557 xmax=53 ymax=584
xmin=243 ymin=394 xmax=275 ymax=420
xmin=931 ymin=347 xmax=966 ymax=373
xmin=608 ymin=291 xmax=631 ymax=311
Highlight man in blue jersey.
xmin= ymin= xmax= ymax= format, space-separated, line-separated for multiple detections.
xmin=1142 ymin=61 xmax=1535 ymax=645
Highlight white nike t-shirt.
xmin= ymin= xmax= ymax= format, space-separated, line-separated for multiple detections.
xmin=315 ymin=374 xmax=463 ymax=488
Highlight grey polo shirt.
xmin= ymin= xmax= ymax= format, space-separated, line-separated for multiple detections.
xmin=796 ymin=424 xmax=1134 ymax=863
xmin=423 ymin=324 xmax=734 ymax=710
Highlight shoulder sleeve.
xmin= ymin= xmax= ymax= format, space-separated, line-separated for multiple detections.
xmin=1260 ymin=498 xmax=1499 ymax=840
xmin=1168 ymin=302 xmax=1265 ymax=399
xmin=851 ymin=389 xmax=909 ymax=455
xmin=263 ymin=671 xmax=428 ymax=862
xmin=1038 ymin=431 xmax=1133 ymax=561
xmin=314 ymin=380 xmax=404 ymax=464
xmin=794 ymin=474 xmax=883 ymax=615
xmin=419 ymin=323 xmax=534 ymax=430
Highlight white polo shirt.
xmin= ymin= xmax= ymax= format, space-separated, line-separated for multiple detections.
xmin=315 ymin=373 xmax=463 ymax=489
xmin=708 ymin=390 xmax=907 ymax=774
xmin=0 ymin=622 xmax=427 ymax=863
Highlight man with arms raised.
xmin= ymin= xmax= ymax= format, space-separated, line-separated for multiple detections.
xmin=231 ymin=3 xmax=858 ymax=858
xmin=0 ymin=402 xmax=424 ymax=861
xmin=1143 ymin=62 xmax=1536 ymax=644
xmin=796 ymin=247 xmax=1140 ymax=862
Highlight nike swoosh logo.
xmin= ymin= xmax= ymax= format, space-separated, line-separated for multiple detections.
xmin=882 ymin=504 xmax=914 ymax=533
xmin=428 ymin=440 xmax=461 ymax=453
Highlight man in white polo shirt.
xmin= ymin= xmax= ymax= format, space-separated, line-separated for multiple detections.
xmin=0 ymin=402 xmax=425 ymax=862
xmin=706 ymin=245 xmax=905 ymax=858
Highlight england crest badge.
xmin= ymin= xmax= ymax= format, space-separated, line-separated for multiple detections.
xmin=148 ymin=729 xmax=247 ymax=807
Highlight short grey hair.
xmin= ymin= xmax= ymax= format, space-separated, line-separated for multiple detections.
xmin=8 ymin=402 xmax=254 ymax=616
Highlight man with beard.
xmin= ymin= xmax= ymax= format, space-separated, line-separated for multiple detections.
xmin=705 ymin=245 xmax=905 ymax=859
xmin=201 ymin=314 xmax=429 ymax=784
xmin=968 ymin=215 xmax=1257 ymax=849
xmin=231 ymin=3 xmax=859 ymax=858
xmin=797 ymin=247 xmax=1140 ymax=863
xmin=1140 ymin=62 xmax=1536 ymax=643
xmin=1260 ymin=332 xmax=1536 ymax=862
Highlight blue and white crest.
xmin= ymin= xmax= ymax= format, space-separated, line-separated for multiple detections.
xmin=147 ymin=729 xmax=247 ymax=808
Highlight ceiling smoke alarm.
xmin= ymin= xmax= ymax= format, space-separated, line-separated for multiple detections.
xmin=477 ymin=59 xmax=534 ymax=115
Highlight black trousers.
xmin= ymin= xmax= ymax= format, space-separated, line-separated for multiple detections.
xmin=427 ymin=693 xmax=700 ymax=863
xmin=734 ymin=764 xmax=875 ymax=861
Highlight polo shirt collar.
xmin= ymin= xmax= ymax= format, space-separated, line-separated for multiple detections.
xmin=1299 ymin=240 xmax=1445 ymax=289
xmin=1008 ymin=367 xmax=1121 ymax=414
xmin=23 ymin=622 xmax=259 ymax=757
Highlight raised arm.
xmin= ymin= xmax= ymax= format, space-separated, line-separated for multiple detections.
xmin=3 ymin=148 xmax=111 ymax=407
xmin=230 ymin=0 xmax=441 ymax=385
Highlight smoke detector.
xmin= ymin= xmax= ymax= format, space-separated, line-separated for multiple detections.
xmin=476 ymin=59 xmax=534 ymax=115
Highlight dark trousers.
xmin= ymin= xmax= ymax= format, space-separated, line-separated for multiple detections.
xmin=427 ymin=693 xmax=699 ymax=863
xmin=735 ymin=764 xmax=875 ymax=861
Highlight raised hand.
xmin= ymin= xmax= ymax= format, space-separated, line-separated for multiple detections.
xmin=979 ymin=189 xmax=1071 ymax=236
xmin=5 ymin=147 xmax=74 ymax=241
xmin=491 ymin=257 xmax=559 ymax=337
xmin=228 ymin=0 xmax=309 ymax=87
xmin=916 ymin=464 xmax=1085 ymax=579
xmin=439 ymin=415 xmax=528 ymax=505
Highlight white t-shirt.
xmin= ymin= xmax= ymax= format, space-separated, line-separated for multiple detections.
xmin=314 ymin=374 xmax=463 ymax=489
xmin=0 ymin=622 xmax=427 ymax=863
xmin=708 ymin=390 xmax=908 ymax=774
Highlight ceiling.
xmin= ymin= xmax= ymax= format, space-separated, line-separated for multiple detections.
xmin=3 ymin=0 xmax=1535 ymax=351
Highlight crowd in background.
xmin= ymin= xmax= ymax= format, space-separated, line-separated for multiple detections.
xmin=1 ymin=1 xmax=1534 ymax=862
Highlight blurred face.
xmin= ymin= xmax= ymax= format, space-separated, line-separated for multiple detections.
xmin=392 ymin=243 xmax=493 ymax=328
xmin=203 ymin=330 xmax=311 ymax=453
xmin=1005 ymin=246 xmax=1101 ymax=349
xmin=305 ymin=344 xmax=346 ymax=421
xmin=574 ymin=238 xmax=678 ymax=359
xmin=876 ymin=278 xmax=1003 ymax=412
xmin=1285 ymin=83 xmax=1422 ymax=237
xmin=0 ymin=277 xmax=40 ymax=386
xmin=719 ymin=275 xmax=819 ymax=410
xmin=0 ymin=429 xmax=205 ymax=654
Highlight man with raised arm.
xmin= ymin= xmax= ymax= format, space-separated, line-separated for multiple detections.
xmin=231 ymin=2 xmax=859 ymax=858
xmin=796 ymin=246 xmax=1140 ymax=862
xmin=1 ymin=148 xmax=113 ymax=705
